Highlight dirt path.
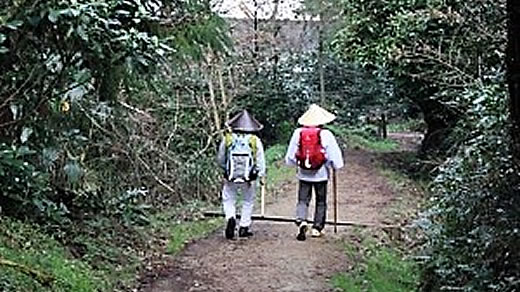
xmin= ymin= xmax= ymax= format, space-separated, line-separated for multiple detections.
xmin=140 ymin=133 xmax=422 ymax=292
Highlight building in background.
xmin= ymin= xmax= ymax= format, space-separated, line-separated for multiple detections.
xmin=211 ymin=0 xmax=320 ymax=59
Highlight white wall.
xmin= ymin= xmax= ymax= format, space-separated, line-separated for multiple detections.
xmin=211 ymin=0 xmax=319 ymax=21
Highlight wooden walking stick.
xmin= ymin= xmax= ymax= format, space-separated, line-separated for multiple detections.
xmin=333 ymin=168 xmax=338 ymax=233
xmin=261 ymin=177 xmax=266 ymax=217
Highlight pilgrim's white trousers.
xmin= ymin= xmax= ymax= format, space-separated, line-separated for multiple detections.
xmin=222 ymin=181 xmax=255 ymax=227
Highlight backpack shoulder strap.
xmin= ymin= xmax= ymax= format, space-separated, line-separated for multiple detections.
xmin=225 ymin=132 xmax=233 ymax=148
xmin=249 ymin=134 xmax=258 ymax=164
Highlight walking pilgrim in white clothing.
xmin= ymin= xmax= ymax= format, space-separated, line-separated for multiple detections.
xmin=285 ymin=104 xmax=344 ymax=241
xmin=217 ymin=110 xmax=266 ymax=239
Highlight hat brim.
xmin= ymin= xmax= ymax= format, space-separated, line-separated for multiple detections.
xmin=297 ymin=104 xmax=336 ymax=126
xmin=225 ymin=110 xmax=264 ymax=132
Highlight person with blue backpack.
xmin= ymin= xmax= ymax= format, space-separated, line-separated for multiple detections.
xmin=217 ymin=110 xmax=266 ymax=240
xmin=285 ymin=104 xmax=344 ymax=241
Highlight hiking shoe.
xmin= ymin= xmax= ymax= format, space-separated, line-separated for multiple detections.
xmin=238 ymin=226 xmax=253 ymax=238
xmin=296 ymin=224 xmax=308 ymax=241
xmin=225 ymin=217 xmax=236 ymax=240
xmin=311 ymin=228 xmax=322 ymax=238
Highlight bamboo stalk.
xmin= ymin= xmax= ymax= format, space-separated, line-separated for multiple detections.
xmin=0 ymin=258 xmax=54 ymax=285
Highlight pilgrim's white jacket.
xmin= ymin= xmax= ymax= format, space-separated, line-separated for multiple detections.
xmin=285 ymin=128 xmax=344 ymax=182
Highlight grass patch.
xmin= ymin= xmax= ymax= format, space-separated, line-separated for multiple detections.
xmin=329 ymin=126 xmax=398 ymax=152
xmin=348 ymin=133 xmax=398 ymax=152
xmin=332 ymin=242 xmax=419 ymax=292
xmin=0 ymin=201 xmax=224 ymax=292
xmin=265 ymin=144 xmax=294 ymax=187
xmin=167 ymin=218 xmax=223 ymax=255
xmin=378 ymin=163 xmax=428 ymax=223
xmin=380 ymin=168 xmax=410 ymax=190
xmin=0 ymin=217 xmax=105 ymax=292
xmin=387 ymin=119 xmax=425 ymax=133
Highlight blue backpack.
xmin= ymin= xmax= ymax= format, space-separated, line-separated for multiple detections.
xmin=225 ymin=133 xmax=258 ymax=183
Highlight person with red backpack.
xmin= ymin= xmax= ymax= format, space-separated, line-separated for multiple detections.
xmin=285 ymin=104 xmax=344 ymax=241
xmin=217 ymin=110 xmax=266 ymax=240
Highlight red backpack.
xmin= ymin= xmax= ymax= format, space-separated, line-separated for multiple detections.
xmin=295 ymin=127 xmax=326 ymax=170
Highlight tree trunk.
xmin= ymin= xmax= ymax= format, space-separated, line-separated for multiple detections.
xmin=318 ymin=5 xmax=325 ymax=105
xmin=507 ymin=0 xmax=520 ymax=160
xmin=380 ymin=113 xmax=387 ymax=139
xmin=253 ymin=0 xmax=259 ymax=60
xmin=394 ymin=77 xmax=457 ymax=155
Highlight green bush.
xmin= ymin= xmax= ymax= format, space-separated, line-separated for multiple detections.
xmin=0 ymin=217 xmax=105 ymax=292
xmin=421 ymin=85 xmax=520 ymax=291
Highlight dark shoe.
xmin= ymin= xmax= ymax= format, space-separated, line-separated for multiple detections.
xmin=238 ymin=227 xmax=254 ymax=238
xmin=225 ymin=217 xmax=236 ymax=239
xmin=296 ymin=224 xmax=308 ymax=241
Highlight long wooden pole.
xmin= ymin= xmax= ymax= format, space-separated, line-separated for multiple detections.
xmin=333 ymin=168 xmax=338 ymax=233
xmin=203 ymin=211 xmax=399 ymax=229
xmin=261 ymin=182 xmax=266 ymax=217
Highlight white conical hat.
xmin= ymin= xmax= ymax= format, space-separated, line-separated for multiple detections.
xmin=297 ymin=104 xmax=336 ymax=126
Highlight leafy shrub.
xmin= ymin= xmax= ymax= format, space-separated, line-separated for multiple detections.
xmin=422 ymin=85 xmax=520 ymax=291
xmin=0 ymin=217 xmax=105 ymax=292
xmin=0 ymin=143 xmax=66 ymax=221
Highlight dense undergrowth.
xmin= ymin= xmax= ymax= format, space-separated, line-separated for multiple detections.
xmin=0 ymin=201 xmax=224 ymax=291
xmin=420 ymin=85 xmax=520 ymax=291
xmin=333 ymin=241 xmax=419 ymax=292
xmin=0 ymin=217 xmax=104 ymax=291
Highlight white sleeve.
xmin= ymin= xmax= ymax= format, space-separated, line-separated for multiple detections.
xmin=256 ymin=137 xmax=266 ymax=177
xmin=322 ymin=130 xmax=344 ymax=170
xmin=285 ymin=129 xmax=300 ymax=167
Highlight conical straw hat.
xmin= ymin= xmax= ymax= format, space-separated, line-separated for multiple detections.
xmin=225 ymin=109 xmax=264 ymax=132
xmin=298 ymin=104 xmax=336 ymax=126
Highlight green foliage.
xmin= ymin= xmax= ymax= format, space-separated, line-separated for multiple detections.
xmin=0 ymin=1 xmax=231 ymax=289
xmin=328 ymin=0 xmax=505 ymax=153
xmin=170 ymin=8 xmax=231 ymax=62
xmin=264 ymin=144 xmax=294 ymax=187
xmin=236 ymin=53 xmax=405 ymax=145
xmin=0 ymin=144 xmax=53 ymax=217
xmin=265 ymin=144 xmax=287 ymax=165
xmin=235 ymin=54 xmax=315 ymax=144
xmin=333 ymin=242 xmax=419 ymax=292
xmin=0 ymin=0 xmax=173 ymax=221
xmin=331 ymin=0 xmax=505 ymax=80
xmin=330 ymin=126 xmax=399 ymax=152
xmin=421 ymin=85 xmax=520 ymax=291
xmin=0 ymin=217 xmax=104 ymax=292
xmin=324 ymin=1 xmax=516 ymax=288
xmin=0 ymin=0 xmax=229 ymax=222
xmin=167 ymin=218 xmax=222 ymax=255
xmin=388 ymin=119 xmax=426 ymax=133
